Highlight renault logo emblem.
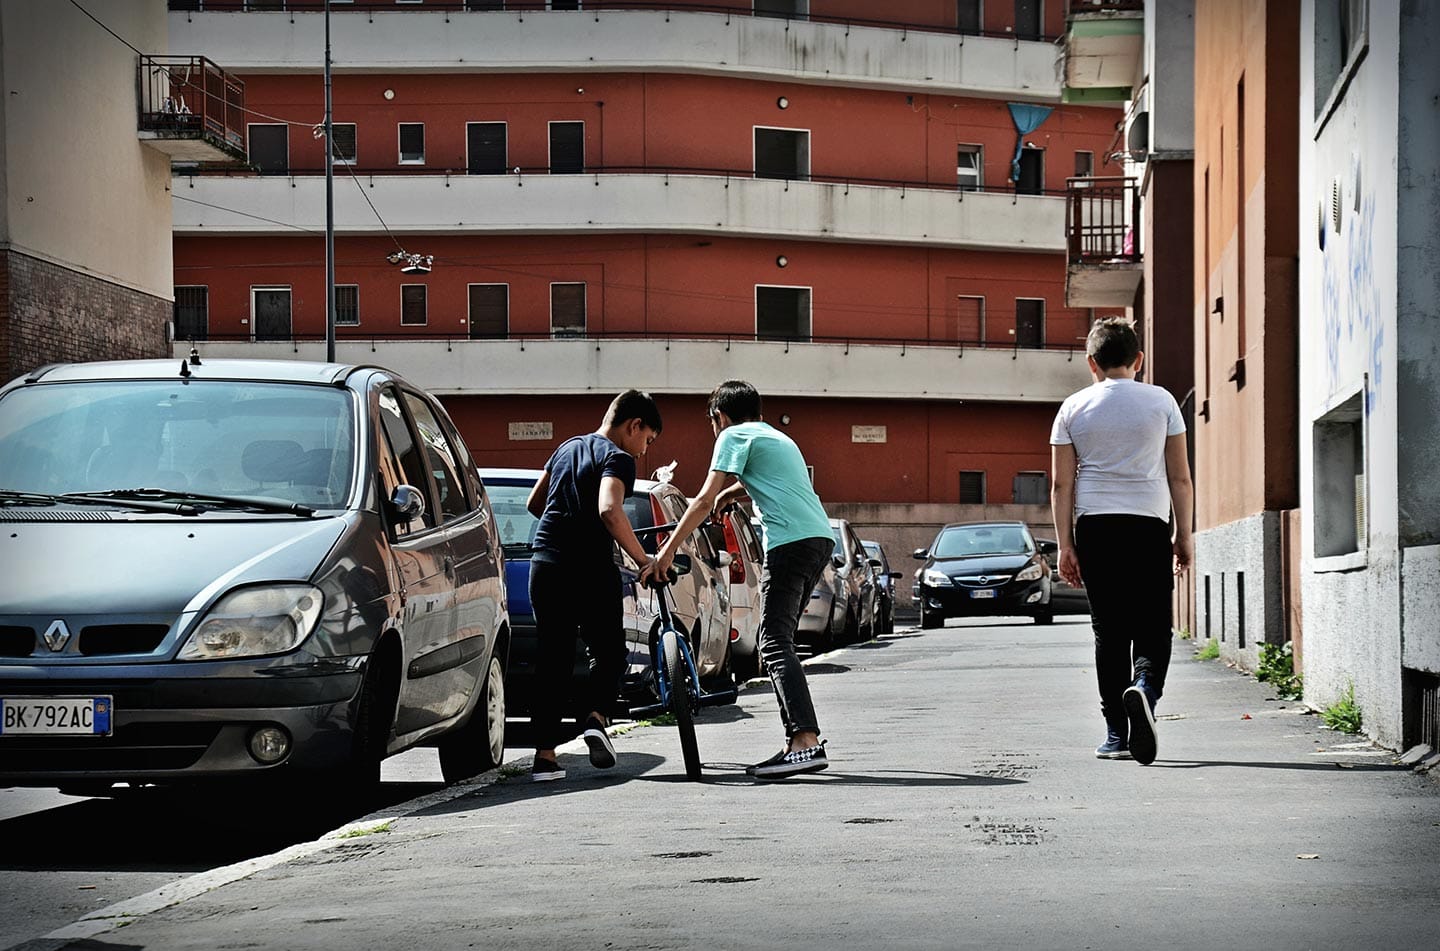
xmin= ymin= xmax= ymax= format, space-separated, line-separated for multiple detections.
xmin=43 ymin=619 xmax=72 ymax=652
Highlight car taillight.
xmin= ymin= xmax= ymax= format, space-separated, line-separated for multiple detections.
xmin=722 ymin=518 xmax=745 ymax=584
xmin=729 ymin=627 xmax=740 ymax=643
xmin=650 ymin=495 xmax=668 ymax=547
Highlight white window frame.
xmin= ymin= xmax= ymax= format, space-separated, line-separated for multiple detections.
xmin=334 ymin=284 xmax=360 ymax=326
xmin=753 ymin=125 xmax=812 ymax=181
xmin=249 ymin=285 xmax=292 ymax=342
xmin=550 ymin=281 xmax=587 ymax=336
xmin=547 ymin=120 xmax=585 ymax=174
xmin=754 ymin=284 xmax=813 ymax=341
xmin=400 ymin=284 xmax=428 ymax=327
xmin=466 ymin=121 xmax=509 ymax=174
xmin=1014 ymin=296 xmax=1046 ymax=348
xmin=398 ymin=122 xmax=425 ymax=165
xmin=330 ymin=122 xmax=358 ymax=166
xmin=957 ymin=144 xmax=983 ymax=191
xmin=467 ymin=282 xmax=510 ymax=337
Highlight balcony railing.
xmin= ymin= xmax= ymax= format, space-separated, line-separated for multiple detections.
xmin=167 ymin=2 xmax=1061 ymax=43
xmin=1066 ymin=176 xmax=1140 ymax=263
xmin=1065 ymin=0 xmax=1144 ymax=15
xmin=137 ymin=56 xmax=246 ymax=162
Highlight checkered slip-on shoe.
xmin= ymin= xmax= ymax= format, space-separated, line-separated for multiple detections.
xmin=749 ymin=742 xmax=828 ymax=780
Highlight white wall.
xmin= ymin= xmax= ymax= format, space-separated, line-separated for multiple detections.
xmin=1298 ymin=0 xmax=1402 ymax=745
xmin=172 ymin=173 xmax=1068 ymax=252
xmin=1144 ymin=0 xmax=1194 ymax=155
xmin=168 ymin=8 xmax=1061 ymax=101
xmin=0 ymin=0 xmax=173 ymax=297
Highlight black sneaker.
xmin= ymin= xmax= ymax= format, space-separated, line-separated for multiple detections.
xmin=749 ymin=742 xmax=828 ymax=780
xmin=531 ymin=757 xmax=566 ymax=782
xmin=1123 ymin=685 xmax=1158 ymax=765
xmin=583 ymin=716 xmax=616 ymax=769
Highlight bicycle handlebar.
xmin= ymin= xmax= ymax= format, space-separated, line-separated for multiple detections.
xmin=632 ymin=522 xmax=679 ymax=537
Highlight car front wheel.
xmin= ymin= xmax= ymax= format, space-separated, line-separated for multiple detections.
xmin=438 ymin=653 xmax=506 ymax=784
xmin=920 ymin=602 xmax=943 ymax=630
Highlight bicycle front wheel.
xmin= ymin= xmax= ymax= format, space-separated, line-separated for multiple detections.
xmin=662 ymin=629 xmax=701 ymax=781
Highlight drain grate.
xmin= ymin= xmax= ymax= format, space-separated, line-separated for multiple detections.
xmin=653 ymin=851 xmax=713 ymax=859
xmin=972 ymin=821 xmax=1045 ymax=846
xmin=844 ymin=817 xmax=896 ymax=825
xmin=691 ymin=876 xmax=760 ymax=884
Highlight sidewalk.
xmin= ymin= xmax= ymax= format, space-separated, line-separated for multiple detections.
xmin=27 ymin=617 xmax=1440 ymax=950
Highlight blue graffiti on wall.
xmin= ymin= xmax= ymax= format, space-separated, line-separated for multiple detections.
xmin=1321 ymin=187 xmax=1383 ymax=410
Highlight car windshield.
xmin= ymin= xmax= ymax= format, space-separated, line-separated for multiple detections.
xmin=0 ymin=379 xmax=355 ymax=509
xmin=488 ymin=482 xmax=539 ymax=548
xmin=933 ymin=526 xmax=1032 ymax=558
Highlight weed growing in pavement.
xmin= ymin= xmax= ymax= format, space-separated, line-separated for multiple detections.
xmin=1257 ymin=641 xmax=1303 ymax=700
xmin=1176 ymin=626 xmax=1194 ymax=640
xmin=1194 ymin=639 xmax=1220 ymax=661
xmin=637 ymin=713 xmax=678 ymax=728
xmin=497 ymin=763 xmax=527 ymax=779
xmin=1321 ymin=683 xmax=1363 ymax=734
xmin=339 ymin=820 xmax=393 ymax=839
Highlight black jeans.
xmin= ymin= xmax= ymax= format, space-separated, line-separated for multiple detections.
xmin=757 ymin=536 xmax=833 ymax=739
xmin=1075 ymin=514 xmax=1174 ymax=723
xmin=529 ymin=558 xmax=626 ymax=751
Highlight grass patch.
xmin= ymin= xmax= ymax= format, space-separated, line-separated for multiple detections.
xmin=1257 ymin=641 xmax=1303 ymax=701
xmin=338 ymin=819 xmax=393 ymax=839
xmin=1193 ymin=639 xmax=1220 ymax=661
xmin=1321 ymin=683 xmax=1363 ymax=734
xmin=497 ymin=763 xmax=527 ymax=779
xmin=637 ymin=713 xmax=677 ymax=728
xmin=1175 ymin=626 xmax=1194 ymax=641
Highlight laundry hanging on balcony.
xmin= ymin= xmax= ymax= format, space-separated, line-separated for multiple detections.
xmin=1007 ymin=103 xmax=1053 ymax=182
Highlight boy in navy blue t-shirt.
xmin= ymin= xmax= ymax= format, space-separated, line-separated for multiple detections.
xmin=525 ymin=390 xmax=662 ymax=781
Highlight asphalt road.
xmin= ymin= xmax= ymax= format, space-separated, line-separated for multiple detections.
xmin=6 ymin=616 xmax=1439 ymax=951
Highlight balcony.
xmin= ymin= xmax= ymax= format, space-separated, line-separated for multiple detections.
xmin=172 ymin=171 xmax=1067 ymax=252
xmin=168 ymin=5 xmax=1062 ymax=101
xmin=1061 ymin=0 xmax=1144 ymax=104
xmin=1064 ymin=176 xmax=1141 ymax=307
xmin=137 ymin=56 xmax=248 ymax=163
xmin=171 ymin=334 xmax=1093 ymax=403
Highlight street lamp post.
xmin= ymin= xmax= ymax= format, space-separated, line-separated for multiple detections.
xmin=324 ymin=0 xmax=336 ymax=363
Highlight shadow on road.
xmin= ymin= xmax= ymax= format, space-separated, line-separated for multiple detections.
xmin=642 ymin=767 xmax=1028 ymax=788
xmin=414 ymin=752 xmax=669 ymax=816
xmin=1152 ymin=759 xmax=1405 ymax=773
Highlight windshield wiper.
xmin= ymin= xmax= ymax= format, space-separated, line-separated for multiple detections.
xmin=3 ymin=488 xmax=200 ymax=516
xmin=66 ymin=488 xmax=315 ymax=518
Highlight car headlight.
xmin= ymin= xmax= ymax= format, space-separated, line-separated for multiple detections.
xmin=179 ymin=584 xmax=324 ymax=661
xmin=922 ymin=569 xmax=954 ymax=587
xmin=1015 ymin=562 xmax=1045 ymax=582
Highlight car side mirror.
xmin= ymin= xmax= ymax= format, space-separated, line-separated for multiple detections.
xmin=832 ymin=553 xmax=846 ymax=569
xmin=716 ymin=550 xmax=734 ymax=569
xmin=1036 ymin=539 xmax=1058 ymax=556
xmin=388 ymin=484 xmax=426 ymax=524
xmin=867 ymin=558 xmax=883 ymax=569
xmin=912 ymin=548 xmax=929 ymax=560
xmin=889 ymin=571 xmax=903 ymax=580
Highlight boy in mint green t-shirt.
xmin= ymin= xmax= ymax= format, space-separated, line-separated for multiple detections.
xmin=647 ymin=381 xmax=832 ymax=780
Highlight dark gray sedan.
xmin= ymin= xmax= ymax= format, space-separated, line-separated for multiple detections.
xmin=0 ymin=359 xmax=509 ymax=796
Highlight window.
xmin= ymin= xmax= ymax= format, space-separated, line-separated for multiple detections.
xmin=754 ymin=127 xmax=810 ymax=181
xmin=401 ymin=285 xmax=427 ymax=326
xmin=959 ymin=470 xmax=986 ymax=504
xmin=467 ymin=122 xmax=507 ymax=174
xmin=329 ymin=122 xmax=357 ymax=164
xmin=756 ymin=286 xmax=812 ymax=341
xmin=247 ymin=124 xmax=288 ymax=174
xmin=174 ymin=286 xmax=208 ymax=341
xmin=1013 ymin=471 xmax=1048 ymax=505
xmin=1074 ymin=150 xmax=1094 ymax=178
xmin=398 ymin=123 xmax=425 ymax=164
xmin=950 ymin=295 xmax=984 ymax=344
xmin=378 ymin=387 xmax=437 ymax=533
xmin=551 ymin=282 xmax=587 ymax=335
xmin=549 ymin=121 xmax=584 ymax=174
xmin=957 ymin=0 xmax=982 ymax=33
xmin=1014 ymin=298 xmax=1045 ymax=348
xmin=402 ymin=391 xmax=472 ymax=522
xmin=1313 ymin=390 xmax=1366 ymax=558
xmin=1014 ymin=0 xmax=1041 ymax=39
xmin=1314 ymin=0 xmax=1368 ymax=122
xmin=550 ymin=0 xmax=581 ymax=8
xmin=251 ymin=287 xmax=291 ymax=340
xmin=755 ymin=0 xmax=808 ymax=17
xmin=468 ymin=284 xmax=509 ymax=338
xmin=957 ymin=144 xmax=983 ymax=191
xmin=1016 ymin=147 xmax=1044 ymax=195
xmin=334 ymin=284 xmax=359 ymax=326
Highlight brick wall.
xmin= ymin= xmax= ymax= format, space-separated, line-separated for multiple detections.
xmin=1 ymin=249 xmax=171 ymax=383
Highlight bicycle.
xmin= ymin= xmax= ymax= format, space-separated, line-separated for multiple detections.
xmin=624 ymin=523 xmax=737 ymax=781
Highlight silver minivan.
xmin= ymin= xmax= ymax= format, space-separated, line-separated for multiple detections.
xmin=0 ymin=359 xmax=509 ymax=797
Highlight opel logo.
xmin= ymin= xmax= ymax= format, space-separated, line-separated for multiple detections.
xmin=43 ymin=619 xmax=72 ymax=652
xmin=978 ymin=576 xmax=989 ymax=585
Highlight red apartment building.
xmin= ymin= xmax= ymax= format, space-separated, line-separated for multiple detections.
xmin=167 ymin=1 xmax=1120 ymax=538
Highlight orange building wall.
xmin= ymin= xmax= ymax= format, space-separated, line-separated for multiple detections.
xmin=1191 ymin=0 xmax=1299 ymax=532
xmin=445 ymin=393 xmax=1059 ymax=506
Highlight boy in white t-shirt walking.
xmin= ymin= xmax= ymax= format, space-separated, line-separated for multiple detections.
xmin=1050 ymin=318 xmax=1193 ymax=765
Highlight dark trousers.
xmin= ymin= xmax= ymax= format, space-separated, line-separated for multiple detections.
xmin=1075 ymin=514 xmax=1174 ymax=723
xmin=757 ymin=536 xmax=833 ymax=739
xmin=530 ymin=559 xmax=626 ymax=750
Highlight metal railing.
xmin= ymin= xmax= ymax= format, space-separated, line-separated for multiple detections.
xmin=166 ymin=1 xmax=1061 ymax=43
xmin=1065 ymin=176 xmax=1140 ymax=263
xmin=1065 ymin=0 xmax=1144 ymax=15
xmin=137 ymin=56 xmax=246 ymax=154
